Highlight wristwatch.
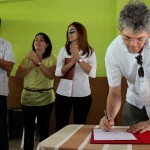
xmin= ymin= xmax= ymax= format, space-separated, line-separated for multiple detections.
xmin=37 ymin=62 xmax=42 ymax=66
xmin=78 ymin=58 xmax=83 ymax=63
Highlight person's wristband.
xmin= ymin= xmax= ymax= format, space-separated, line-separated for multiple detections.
xmin=78 ymin=58 xmax=83 ymax=63
xmin=37 ymin=62 xmax=42 ymax=66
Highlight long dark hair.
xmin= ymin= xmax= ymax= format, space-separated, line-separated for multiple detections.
xmin=32 ymin=32 xmax=52 ymax=59
xmin=65 ymin=22 xmax=93 ymax=57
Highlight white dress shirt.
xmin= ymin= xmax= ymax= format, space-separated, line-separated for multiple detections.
xmin=55 ymin=47 xmax=97 ymax=97
xmin=0 ymin=38 xmax=15 ymax=96
xmin=105 ymin=35 xmax=150 ymax=117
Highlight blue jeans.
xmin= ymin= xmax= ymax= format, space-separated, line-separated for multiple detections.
xmin=0 ymin=95 xmax=9 ymax=150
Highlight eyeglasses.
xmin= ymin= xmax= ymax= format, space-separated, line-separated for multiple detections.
xmin=122 ymin=35 xmax=147 ymax=45
xmin=68 ymin=29 xmax=77 ymax=34
xmin=135 ymin=54 xmax=144 ymax=77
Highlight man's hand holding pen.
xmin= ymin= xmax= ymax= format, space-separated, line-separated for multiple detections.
xmin=99 ymin=110 xmax=115 ymax=132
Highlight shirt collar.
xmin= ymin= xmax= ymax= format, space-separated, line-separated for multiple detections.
xmin=144 ymin=38 xmax=150 ymax=48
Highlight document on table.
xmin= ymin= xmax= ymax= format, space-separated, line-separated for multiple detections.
xmin=93 ymin=128 xmax=137 ymax=140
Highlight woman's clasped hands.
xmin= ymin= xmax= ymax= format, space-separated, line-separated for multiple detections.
xmin=69 ymin=43 xmax=80 ymax=62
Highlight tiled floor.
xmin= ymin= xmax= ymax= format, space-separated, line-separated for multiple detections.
xmin=9 ymin=139 xmax=39 ymax=150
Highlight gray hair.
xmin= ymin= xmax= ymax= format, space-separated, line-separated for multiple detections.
xmin=118 ymin=0 xmax=150 ymax=33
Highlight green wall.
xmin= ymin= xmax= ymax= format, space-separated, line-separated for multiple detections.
xmin=0 ymin=0 xmax=149 ymax=76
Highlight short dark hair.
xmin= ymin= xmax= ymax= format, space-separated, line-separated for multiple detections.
xmin=32 ymin=32 xmax=52 ymax=59
xmin=118 ymin=0 xmax=150 ymax=33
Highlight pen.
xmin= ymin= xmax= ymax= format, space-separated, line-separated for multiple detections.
xmin=104 ymin=110 xmax=108 ymax=120
xmin=104 ymin=110 xmax=111 ymax=131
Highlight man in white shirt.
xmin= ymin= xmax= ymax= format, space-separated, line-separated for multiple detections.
xmin=0 ymin=37 xmax=15 ymax=150
xmin=100 ymin=1 xmax=150 ymax=133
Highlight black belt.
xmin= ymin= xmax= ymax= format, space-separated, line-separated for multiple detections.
xmin=24 ymin=87 xmax=53 ymax=93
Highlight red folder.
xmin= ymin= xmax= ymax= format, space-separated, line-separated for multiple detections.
xmin=62 ymin=58 xmax=75 ymax=80
xmin=91 ymin=128 xmax=150 ymax=144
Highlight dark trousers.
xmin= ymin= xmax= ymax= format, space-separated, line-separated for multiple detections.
xmin=22 ymin=103 xmax=54 ymax=150
xmin=0 ymin=96 xmax=9 ymax=150
xmin=123 ymin=101 xmax=149 ymax=126
xmin=55 ymin=94 xmax=92 ymax=131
